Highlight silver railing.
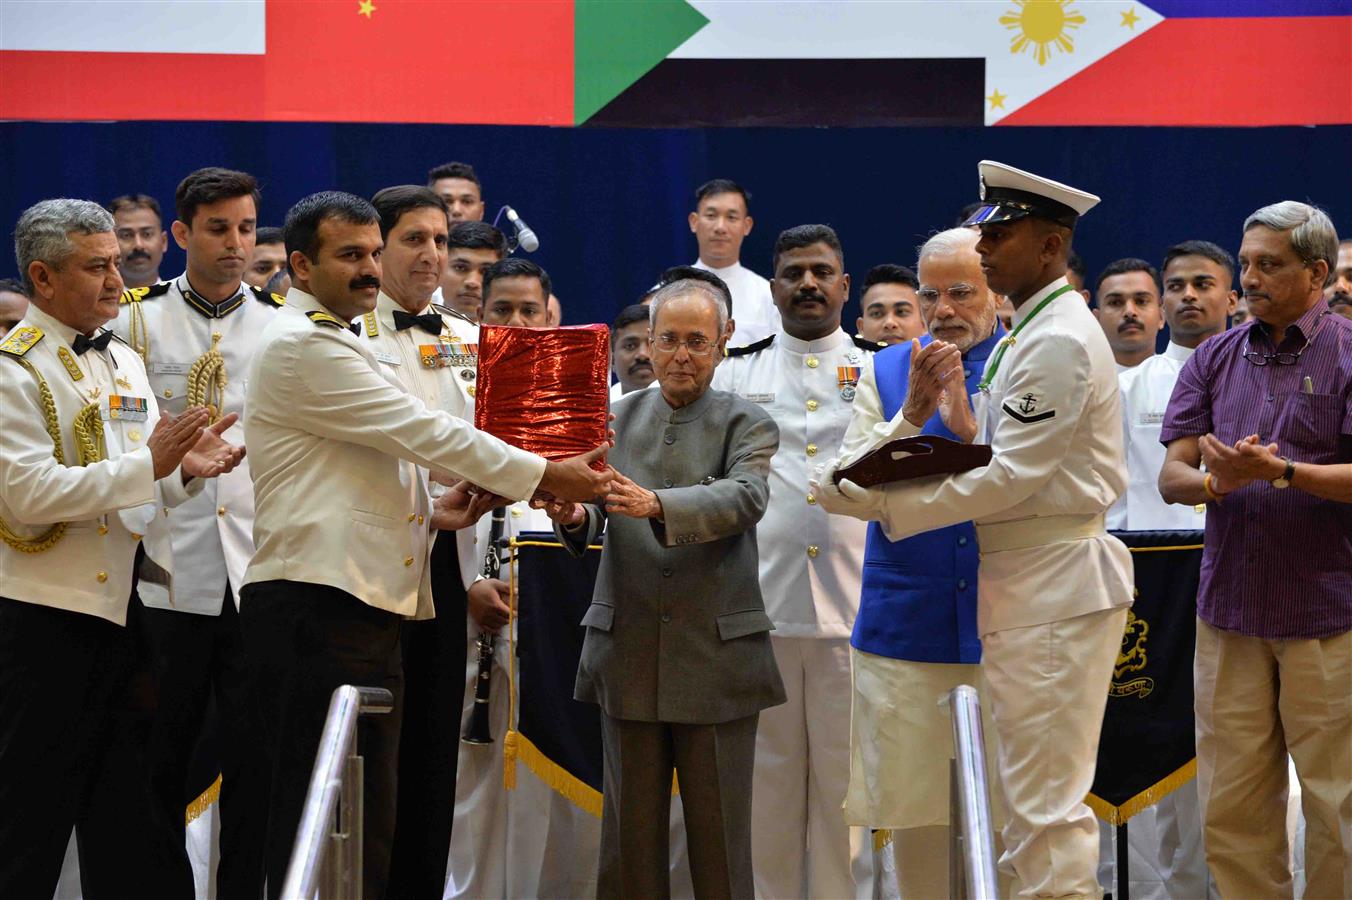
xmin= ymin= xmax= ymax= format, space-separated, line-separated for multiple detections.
xmin=281 ymin=685 xmax=395 ymax=900
xmin=941 ymin=684 xmax=1000 ymax=900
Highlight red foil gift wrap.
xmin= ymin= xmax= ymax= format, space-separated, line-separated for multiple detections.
xmin=474 ymin=324 xmax=611 ymax=469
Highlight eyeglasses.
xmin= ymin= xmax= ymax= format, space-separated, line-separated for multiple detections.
xmin=1242 ymin=314 xmax=1329 ymax=366
xmin=917 ymin=285 xmax=981 ymax=308
xmin=653 ymin=335 xmax=715 ymax=356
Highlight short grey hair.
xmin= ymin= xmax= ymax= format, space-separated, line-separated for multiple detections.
xmin=916 ymin=227 xmax=980 ymax=265
xmin=1243 ymin=201 xmax=1339 ymax=287
xmin=14 ymin=199 xmax=115 ymax=294
xmin=648 ymin=278 xmax=729 ymax=335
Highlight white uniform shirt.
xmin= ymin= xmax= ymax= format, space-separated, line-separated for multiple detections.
xmin=357 ymin=291 xmax=486 ymax=589
xmin=692 ymin=259 xmax=778 ymax=348
xmin=242 ymin=288 xmax=545 ymax=619
xmin=0 ymin=304 xmax=198 ymax=624
xmin=109 ymin=274 xmax=279 ymax=613
xmin=1107 ymin=341 xmax=1206 ymax=531
xmin=713 ymin=328 xmax=872 ymax=637
xmin=851 ymin=278 xmax=1134 ymax=636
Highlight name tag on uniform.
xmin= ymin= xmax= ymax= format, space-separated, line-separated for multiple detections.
xmin=1138 ymin=411 xmax=1165 ymax=426
xmin=107 ymin=394 xmax=149 ymax=422
xmin=743 ymin=392 xmax=775 ymax=403
xmin=374 ymin=351 xmax=401 ymax=366
xmin=151 ymin=362 xmax=192 ymax=375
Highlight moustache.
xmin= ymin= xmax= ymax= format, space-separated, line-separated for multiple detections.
xmin=1117 ymin=320 xmax=1143 ymax=333
xmin=627 ymin=360 xmax=653 ymax=375
xmin=793 ymin=292 xmax=827 ymax=305
xmin=349 ymin=276 xmax=381 ymax=291
xmin=126 ymin=250 xmax=151 ymax=262
xmin=1330 ymin=291 xmax=1351 ymax=307
xmin=1243 ymin=292 xmax=1270 ymax=302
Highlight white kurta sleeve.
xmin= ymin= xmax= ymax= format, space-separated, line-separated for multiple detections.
xmin=837 ymin=357 xmax=921 ymax=465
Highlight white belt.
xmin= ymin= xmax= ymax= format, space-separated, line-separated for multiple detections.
xmin=976 ymin=513 xmax=1106 ymax=554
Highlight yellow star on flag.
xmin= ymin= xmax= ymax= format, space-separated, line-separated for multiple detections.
xmin=1120 ymin=6 xmax=1140 ymax=29
xmin=358 ymin=0 xmax=376 ymax=18
xmin=987 ymin=88 xmax=1008 ymax=110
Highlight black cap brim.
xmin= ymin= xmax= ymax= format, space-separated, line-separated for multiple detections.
xmin=961 ymin=203 xmax=1031 ymax=227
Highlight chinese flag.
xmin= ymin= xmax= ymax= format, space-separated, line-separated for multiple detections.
xmin=0 ymin=0 xmax=573 ymax=125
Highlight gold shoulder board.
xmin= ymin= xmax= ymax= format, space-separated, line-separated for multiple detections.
xmin=306 ymin=310 xmax=347 ymax=329
xmin=0 ymin=325 xmax=43 ymax=357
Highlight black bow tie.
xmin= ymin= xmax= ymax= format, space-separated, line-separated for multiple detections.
xmin=393 ymin=310 xmax=443 ymax=336
xmin=72 ymin=331 xmax=114 ymax=355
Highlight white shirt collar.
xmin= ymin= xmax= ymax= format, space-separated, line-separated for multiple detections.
xmin=1164 ymin=341 xmax=1195 ymax=363
xmin=22 ymin=301 xmax=85 ymax=347
xmin=693 ymin=258 xmax=744 ymax=277
xmin=778 ymin=327 xmax=846 ymax=356
xmin=1011 ymin=275 xmax=1072 ymax=329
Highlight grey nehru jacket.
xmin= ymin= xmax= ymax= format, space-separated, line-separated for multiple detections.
xmin=557 ymin=386 xmax=787 ymax=725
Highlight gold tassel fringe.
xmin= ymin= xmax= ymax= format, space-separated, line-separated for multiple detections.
xmin=185 ymin=774 xmax=222 ymax=825
xmin=1086 ymin=758 xmax=1197 ymax=825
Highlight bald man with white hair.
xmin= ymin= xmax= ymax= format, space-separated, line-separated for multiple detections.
xmin=836 ymin=227 xmax=1007 ymax=897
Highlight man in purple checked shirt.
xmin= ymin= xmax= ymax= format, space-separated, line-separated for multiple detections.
xmin=1158 ymin=200 xmax=1351 ymax=900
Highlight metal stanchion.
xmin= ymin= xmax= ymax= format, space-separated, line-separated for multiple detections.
xmin=281 ymin=685 xmax=393 ymax=900
xmin=941 ymin=684 xmax=1000 ymax=900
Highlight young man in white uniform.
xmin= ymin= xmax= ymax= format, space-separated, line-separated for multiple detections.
xmin=819 ymin=161 xmax=1134 ymax=899
xmin=688 ymin=178 xmax=778 ymax=348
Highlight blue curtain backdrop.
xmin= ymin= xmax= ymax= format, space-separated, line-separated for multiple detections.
xmin=1 ymin=123 xmax=1348 ymax=330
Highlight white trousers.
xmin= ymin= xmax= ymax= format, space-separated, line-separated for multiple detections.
xmin=443 ymin=631 xmax=602 ymax=899
xmin=752 ymin=636 xmax=874 ymax=899
xmin=982 ymin=607 xmax=1128 ymax=900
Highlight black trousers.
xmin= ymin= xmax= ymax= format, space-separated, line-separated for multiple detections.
xmin=0 ymin=596 xmax=178 ymax=898
xmin=386 ymin=533 xmax=470 ymax=900
xmin=239 ymin=580 xmax=404 ymax=900
xmin=140 ymin=589 xmax=270 ymax=899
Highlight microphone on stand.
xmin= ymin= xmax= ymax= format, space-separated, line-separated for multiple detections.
xmin=494 ymin=205 xmax=540 ymax=254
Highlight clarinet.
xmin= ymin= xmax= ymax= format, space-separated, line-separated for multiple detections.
xmin=462 ymin=505 xmax=508 ymax=745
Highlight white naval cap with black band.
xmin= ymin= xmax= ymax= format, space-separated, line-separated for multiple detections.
xmin=962 ymin=160 xmax=1100 ymax=230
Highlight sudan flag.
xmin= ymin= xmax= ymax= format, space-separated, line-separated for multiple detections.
xmin=3 ymin=1 xmax=1346 ymax=127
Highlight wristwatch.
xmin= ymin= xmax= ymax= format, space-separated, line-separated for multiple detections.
xmin=1271 ymin=456 xmax=1295 ymax=489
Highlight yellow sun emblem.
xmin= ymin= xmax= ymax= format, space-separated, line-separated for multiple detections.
xmin=1000 ymin=0 xmax=1086 ymax=66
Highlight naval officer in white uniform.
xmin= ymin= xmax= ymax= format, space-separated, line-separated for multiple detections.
xmin=109 ymin=166 xmax=278 ymax=898
xmin=819 ymin=161 xmax=1134 ymax=899
xmin=1109 ymin=240 xmax=1237 ymax=533
xmin=239 ymin=191 xmax=613 ymax=899
xmin=0 ymin=199 xmax=243 ymax=898
xmin=713 ymin=224 xmax=879 ymax=899
xmin=688 ymin=178 xmax=778 ymax=348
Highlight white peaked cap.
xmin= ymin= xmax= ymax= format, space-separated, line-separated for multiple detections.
xmin=963 ymin=160 xmax=1100 ymax=229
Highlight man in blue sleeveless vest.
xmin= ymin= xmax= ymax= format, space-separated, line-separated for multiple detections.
xmin=837 ymin=227 xmax=1005 ymax=897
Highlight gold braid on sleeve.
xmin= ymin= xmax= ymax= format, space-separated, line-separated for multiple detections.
xmin=127 ymin=299 xmax=149 ymax=363
xmin=186 ymin=333 xmax=227 ymax=424
xmin=0 ymin=359 xmax=108 ymax=553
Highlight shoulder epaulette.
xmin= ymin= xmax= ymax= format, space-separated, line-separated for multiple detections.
xmin=120 ymin=281 xmax=171 ymax=305
xmin=0 ymin=325 xmax=43 ymax=358
xmin=306 ymin=310 xmax=348 ymax=330
xmin=725 ymin=334 xmax=774 ymax=358
xmin=432 ymin=303 xmax=476 ymax=326
xmin=250 ymin=285 xmax=285 ymax=307
xmin=852 ymin=334 xmax=885 ymax=353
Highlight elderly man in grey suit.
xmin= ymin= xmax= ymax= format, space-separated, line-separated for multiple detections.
xmin=541 ymin=276 xmax=785 ymax=899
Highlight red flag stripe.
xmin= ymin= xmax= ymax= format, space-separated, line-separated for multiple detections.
xmin=999 ymin=17 xmax=1352 ymax=126
xmin=0 ymin=0 xmax=574 ymax=125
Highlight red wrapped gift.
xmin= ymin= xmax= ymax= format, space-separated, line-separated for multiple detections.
xmin=474 ymin=324 xmax=611 ymax=469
